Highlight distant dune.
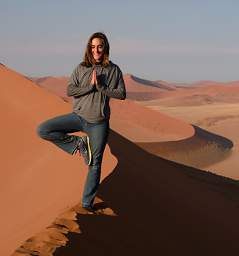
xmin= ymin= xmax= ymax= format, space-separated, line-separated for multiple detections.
xmin=189 ymin=80 xmax=239 ymax=87
xmin=33 ymin=74 xmax=164 ymax=101
xmin=31 ymin=76 xmax=70 ymax=102
xmin=32 ymin=73 xmax=239 ymax=104
xmin=142 ymin=83 xmax=239 ymax=107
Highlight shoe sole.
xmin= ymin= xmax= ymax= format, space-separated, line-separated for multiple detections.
xmin=86 ymin=136 xmax=92 ymax=166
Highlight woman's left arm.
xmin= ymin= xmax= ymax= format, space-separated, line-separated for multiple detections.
xmin=96 ymin=67 xmax=126 ymax=100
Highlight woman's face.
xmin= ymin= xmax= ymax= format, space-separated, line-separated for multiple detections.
xmin=91 ymin=38 xmax=104 ymax=62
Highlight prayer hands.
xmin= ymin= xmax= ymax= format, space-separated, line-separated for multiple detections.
xmin=91 ymin=68 xmax=98 ymax=86
xmin=91 ymin=68 xmax=103 ymax=90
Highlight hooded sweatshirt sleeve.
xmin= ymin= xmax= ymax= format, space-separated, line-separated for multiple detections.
xmin=97 ymin=66 xmax=126 ymax=100
xmin=67 ymin=65 xmax=95 ymax=97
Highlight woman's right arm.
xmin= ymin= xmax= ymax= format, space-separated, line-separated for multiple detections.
xmin=67 ymin=65 xmax=95 ymax=97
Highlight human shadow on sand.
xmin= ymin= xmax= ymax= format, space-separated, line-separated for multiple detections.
xmin=54 ymin=129 xmax=239 ymax=256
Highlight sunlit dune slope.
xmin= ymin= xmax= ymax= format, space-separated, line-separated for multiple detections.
xmin=110 ymin=98 xmax=194 ymax=142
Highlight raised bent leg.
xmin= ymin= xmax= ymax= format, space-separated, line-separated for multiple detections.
xmin=36 ymin=112 xmax=84 ymax=155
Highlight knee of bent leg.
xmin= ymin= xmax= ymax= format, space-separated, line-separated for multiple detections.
xmin=36 ymin=123 xmax=49 ymax=140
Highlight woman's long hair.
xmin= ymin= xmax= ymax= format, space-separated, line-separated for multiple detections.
xmin=82 ymin=32 xmax=110 ymax=67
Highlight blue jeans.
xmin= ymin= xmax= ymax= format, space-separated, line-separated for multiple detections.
xmin=36 ymin=112 xmax=109 ymax=207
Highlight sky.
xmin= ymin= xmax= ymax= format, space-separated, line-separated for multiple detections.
xmin=1 ymin=0 xmax=239 ymax=82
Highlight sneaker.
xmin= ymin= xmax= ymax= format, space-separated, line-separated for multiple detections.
xmin=78 ymin=136 xmax=92 ymax=165
xmin=82 ymin=205 xmax=96 ymax=213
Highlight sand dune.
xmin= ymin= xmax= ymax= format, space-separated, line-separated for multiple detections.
xmin=123 ymin=74 xmax=167 ymax=92
xmin=144 ymin=103 xmax=239 ymax=126
xmin=190 ymin=80 xmax=239 ymax=87
xmin=2 ymin=64 xmax=238 ymax=255
xmin=137 ymin=125 xmax=233 ymax=170
xmin=129 ymin=74 xmax=176 ymax=90
xmin=142 ymin=84 xmax=239 ymax=107
xmin=34 ymin=74 xmax=239 ymax=105
xmin=119 ymin=75 xmax=239 ymax=104
xmin=109 ymin=99 xmax=194 ymax=142
xmin=206 ymin=118 xmax=239 ymax=178
xmin=34 ymin=74 xmax=164 ymax=101
xmin=118 ymin=74 xmax=176 ymax=101
xmin=141 ymin=102 xmax=239 ymax=179
xmin=31 ymin=76 xmax=70 ymax=102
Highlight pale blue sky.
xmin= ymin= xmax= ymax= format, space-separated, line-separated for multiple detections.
xmin=1 ymin=0 xmax=239 ymax=82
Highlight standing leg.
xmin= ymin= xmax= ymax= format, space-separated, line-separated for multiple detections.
xmin=37 ymin=112 xmax=85 ymax=154
xmin=82 ymin=120 xmax=109 ymax=208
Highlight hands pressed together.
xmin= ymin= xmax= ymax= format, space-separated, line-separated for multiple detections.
xmin=91 ymin=69 xmax=103 ymax=90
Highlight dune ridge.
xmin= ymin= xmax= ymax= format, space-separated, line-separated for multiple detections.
xmin=137 ymin=125 xmax=233 ymax=170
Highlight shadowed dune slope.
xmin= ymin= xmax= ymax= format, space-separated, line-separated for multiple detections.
xmin=54 ymin=130 xmax=239 ymax=256
xmin=0 ymin=64 xmax=117 ymax=255
xmin=137 ymin=125 xmax=233 ymax=169
xmin=130 ymin=74 xmax=176 ymax=90
xmin=123 ymin=74 xmax=167 ymax=100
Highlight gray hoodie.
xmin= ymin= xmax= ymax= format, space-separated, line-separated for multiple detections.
xmin=67 ymin=61 xmax=126 ymax=123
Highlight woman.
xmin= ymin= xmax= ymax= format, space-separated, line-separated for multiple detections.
xmin=37 ymin=32 xmax=126 ymax=212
